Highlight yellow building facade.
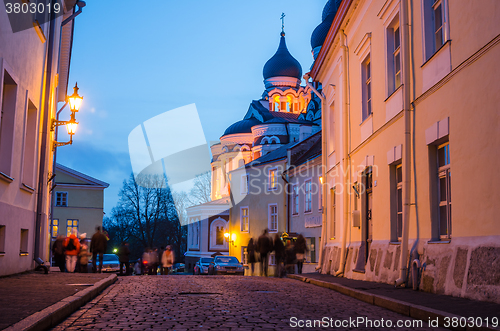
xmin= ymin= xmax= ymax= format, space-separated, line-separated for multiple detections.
xmin=312 ymin=0 xmax=500 ymax=303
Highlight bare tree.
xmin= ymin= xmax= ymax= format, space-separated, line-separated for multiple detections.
xmin=189 ymin=171 xmax=211 ymax=204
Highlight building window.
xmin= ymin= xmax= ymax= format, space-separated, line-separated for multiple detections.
xmin=20 ymin=229 xmax=29 ymax=254
xmin=292 ymin=185 xmax=299 ymax=215
xmin=56 ymin=192 xmax=68 ymax=207
xmin=22 ymin=100 xmax=38 ymax=188
xmin=386 ymin=15 xmax=401 ymax=95
xmin=362 ymin=56 xmax=372 ymax=121
xmin=438 ymin=142 xmax=451 ymax=238
xmin=66 ymin=219 xmax=79 ymax=236
xmin=216 ymin=226 xmax=224 ymax=245
xmin=330 ymin=188 xmax=336 ymax=239
xmin=422 ymin=0 xmax=448 ymax=60
xmin=318 ymin=177 xmax=323 ymax=211
xmin=240 ymin=207 xmax=249 ymax=232
xmin=52 ymin=219 xmax=59 ymax=238
xmin=304 ymin=179 xmax=312 ymax=213
xmin=391 ymin=164 xmax=403 ymax=240
xmin=0 ymin=70 xmax=18 ymax=177
xmin=268 ymin=168 xmax=278 ymax=190
xmin=0 ymin=225 xmax=5 ymax=253
xmin=268 ymin=204 xmax=278 ymax=232
xmin=241 ymin=174 xmax=248 ymax=194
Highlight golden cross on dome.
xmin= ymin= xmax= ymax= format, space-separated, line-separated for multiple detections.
xmin=281 ymin=13 xmax=286 ymax=34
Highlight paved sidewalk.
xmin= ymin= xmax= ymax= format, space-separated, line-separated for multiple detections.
xmin=0 ymin=270 xmax=111 ymax=330
xmin=288 ymin=273 xmax=500 ymax=330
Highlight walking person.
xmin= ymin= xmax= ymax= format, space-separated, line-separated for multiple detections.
xmin=78 ymin=234 xmax=91 ymax=273
xmin=257 ymin=229 xmax=272 ymax=277
xmin=52 ymin=235 xmax=66 ymax=272
xmin=90 ymin=226 xmax=107 ymax=273
xmin=64 ymin=229 xmax=80 ymax=273
xmin=158 ymin=246 xmax=165 ymax=275
xmin=118 ymin=241 xmax=131 ymax=276
xmin=295 ymin=234 xmax=308 ymax=274
xmin=273 ymin=233 xmax=285 ymax=277
xmin=247 ymin=238 xmax=256 ymax=276
xmin=161 ymin=245 xmax=175 ymax=275
xmin=285 ymin=240 xmax=295 ymax=274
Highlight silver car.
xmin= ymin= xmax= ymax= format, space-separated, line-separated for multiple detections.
xmin=100 ymin=254 xmax=120 ymax=272
xmin=194 ymin=258 xmax=213 ymax=275
xmin=208 ymin=256 xmax=244 ymax=275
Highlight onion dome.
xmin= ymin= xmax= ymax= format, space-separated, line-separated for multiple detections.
xmin=263 ymin=33 xmax=302 ymax=80
xmin=222 ymin=118 xmax=261 ymax=136
xmin=311 ymin=0 xmax=342 ymax=58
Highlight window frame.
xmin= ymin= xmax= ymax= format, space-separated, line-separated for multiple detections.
xmin=240 ymin=174 xmax=249 ymax=194
xmin=386 ymin=13 xmax=401 ymax=96
xmin=437 ymin=142 xmax=451 ymax=239
xmin=268 ymin=167 xmax=278 ymax=191
xmin=268 ymin=203 xmax=278 ymax=232
xmin=292 ymin=184 xmax=299 ymax=215
xmin=304 ymin=179 xmax=312 ymax=213
xmin=55 ymin=191 xmax=68 ymax=207
xmin=422 ymin=0 xmax=449 ymax=61
xmin=66 ymin=219 xmax=79 ymax=236
xmin=240 ymin=206 xmax=249 ymax=232
xmin=330 ymin=187 xmax=336 ymax=240
xmin=362 ymin=55 xmax=372 ymax=121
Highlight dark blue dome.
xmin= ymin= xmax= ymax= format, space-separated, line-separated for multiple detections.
xmin=222 ymin=118 xmax=261 ymax=136
xmin=311 ymin=0 xmax=341 ymax=50
xmin=263 ymin=34 xmax=302 ymax=80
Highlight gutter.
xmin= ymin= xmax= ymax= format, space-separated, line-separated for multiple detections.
xmin=395 ymin=0 xmax=413 ymax=287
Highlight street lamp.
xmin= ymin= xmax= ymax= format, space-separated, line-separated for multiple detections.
xmin=51 ymin=83 xmax=83 ymax=149
xmin=224 ymin=232 xmax=236 ymax=246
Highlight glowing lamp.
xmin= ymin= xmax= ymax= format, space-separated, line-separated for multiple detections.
xmin=68 ymin=83 xmax=83 ymax=112
xmin=319 ymin=176 xmax=324 ymax=184
xmin=231 ymin=233 xmax=237 ymax=242
xmin=113 ymin=248 xmax=118 ymax=253
xmin=224 ymin=232 xmax=230 ymax=239
xmin=66 ymin=121 xmax=78 ymax=135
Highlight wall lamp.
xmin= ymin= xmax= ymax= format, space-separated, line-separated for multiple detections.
xmin=51 ymin=83 xmax=83 ymax=149
xmin=224 ymin=232 xmax=237 ymax=246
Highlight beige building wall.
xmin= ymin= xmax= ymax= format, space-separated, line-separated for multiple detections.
xmin=229 ymin=159 xmax=287 ymax=275
xmin=52 ymin=164 xmax=108 ymax=244
xmin=313 ymin=0 xmax=500 ymax=303
xmin=0 ymin=1 xmax=79 ymax=276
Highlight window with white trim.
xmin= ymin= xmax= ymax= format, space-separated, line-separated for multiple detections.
xmin=304 ymin=179 xmax=312 ymax=213
xmin=240 ymin=207 xmax=249 ymax=232
xmin=56 ymin=192 xmax=68 ymax=207
xmin=241 ymin=174 xmax=248 ymax=194
xmin=52 ymin=219 xmax=59 ymax=238
xmin=22 ymin=100 xmax=38 ymax=188
xmin=292 ymin=184 xmax=299 ymax=215
xmin=268 ymin=168 xmax=278 ymax=190
xmin=318 ymin=177 xmax=323 ymax=211
xmin=390 ymin=164 xmax=403 ymax=241
xmin=268 ymin=204 xmax=278 ymax=232
xmin=0 ymin=70 xmax=18 ymax=177
xmin=386 ymin=15 xmax=401 ymax=95
xmin=437 ymin=142 xmax=451 ymax=238
xmin=330 ymin=188 xmax=336 ymax=239
xmin=422 ymin=0 xmax=449 ymax=61
xmin=362 ymin=55 xmax=372 ymax=121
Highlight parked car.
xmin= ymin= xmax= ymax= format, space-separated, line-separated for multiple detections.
xmin=100 ymin=254 xmax=120 ymax=272
xmin=208 ymin=256 xmax=244 ymax=275
xmin=193 ymin=258 xmax=213 ymax=275
xmin=173 ymin=263 xmax=185 ymax=273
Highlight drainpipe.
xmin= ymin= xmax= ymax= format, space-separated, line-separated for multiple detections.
xmin=334 ymin=30 xmax=350 ymax=277
xmin=304 ymin=78 xmax=326 ymax=272
xmin=34 ymin=3 xmax=57 ymax=265
xmin=395 ymin=0 xmax=412 ymax=287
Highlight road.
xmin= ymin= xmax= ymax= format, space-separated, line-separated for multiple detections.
xmin=52 ymin=275 xmax=445 ymax=330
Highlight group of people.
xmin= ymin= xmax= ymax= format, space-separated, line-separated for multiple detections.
xmin=52 ymin=226 xmax=108 ymax=273
xmin=247 ymin=229 xmax=308 ymax=277
xmin=135 ymin=246 xmax=175 ymax=275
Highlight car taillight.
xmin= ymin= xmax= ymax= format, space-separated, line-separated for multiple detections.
xmin=143 ymin=261 xmax=148 ymax=264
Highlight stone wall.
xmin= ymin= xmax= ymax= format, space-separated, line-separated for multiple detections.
xmin=322 ymin=240 xmax=500 ymax=304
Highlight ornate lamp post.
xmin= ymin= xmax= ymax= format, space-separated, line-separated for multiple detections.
xmin=51 ymin=83 xmax=83 ymax=149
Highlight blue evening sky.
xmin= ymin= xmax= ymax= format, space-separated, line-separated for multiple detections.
xmin=59 ymin=1 xmax=326 ymax=215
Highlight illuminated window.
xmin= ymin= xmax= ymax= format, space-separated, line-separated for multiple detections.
xmin=66 ymin=219 xmax=79 ymax=236
xmin=240 ymin=207 xmax=249 ymax=232
xmin=56 ymin=192 xmax=68 ymax=207
xmin=268 ymin=168 xmax=278 ymax=190
xmin=52 ymin=219 xmax=59 ymax=238
xmin=292 ymin=185 xmax=299 ymax=215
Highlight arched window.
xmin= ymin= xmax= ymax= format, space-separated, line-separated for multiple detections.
xmin=210 ymin=217 xmax=228 ymax=250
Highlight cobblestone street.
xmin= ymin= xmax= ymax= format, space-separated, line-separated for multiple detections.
xmin=52 ymin=275 xmax=445 ymax=330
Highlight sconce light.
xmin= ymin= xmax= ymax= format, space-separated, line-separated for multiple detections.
xmin=52 ymin=83 xmax=82 ymax=149
xmin=319 ymin=176 xmax=324 ymax=184
xmin=224 ymin=232 xmax=236 ymax=246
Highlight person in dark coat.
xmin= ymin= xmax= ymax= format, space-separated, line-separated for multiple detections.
xmin=52 ymin=235 xmax=65 ymax=272
xmin=285 ymin=240 xmax=296 ymax=274
xmin=274 ymin=233 xmax=285 ymax=277
xmin=90 ymin=226 xmax=107 ymax=273
xmin=295 ymin=234 xmax=308 ymax=274
xmin=257 ymin=229 xmax=272 ymax=277
xmin=247 ymin=238 xmax=256 ymax=276
xmin=118 ymin=241 xmax=131 ymax=275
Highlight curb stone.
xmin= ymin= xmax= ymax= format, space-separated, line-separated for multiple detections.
xmin=4 ymin=274 xmax=117 ymax=331
xmin=287 ymin=274 xmax=498 ymax=331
